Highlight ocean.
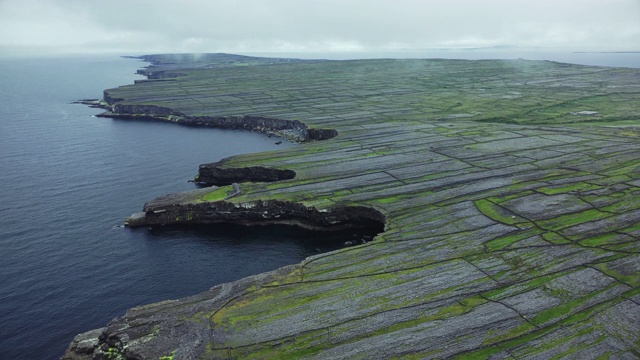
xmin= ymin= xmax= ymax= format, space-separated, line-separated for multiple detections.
xmin=0 ymin=56 xmax=348 ymax=359
xmin=0 ymin=52 xmax=638 ymax=359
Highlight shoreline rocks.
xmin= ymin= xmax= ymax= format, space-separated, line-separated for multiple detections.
xmin=97 ymin=105 xmax=338 ymax=143
xmin=195 ymin=163 xmax=295 ymax=186
xmin=125 ymin=196 xmax=386 ymax=234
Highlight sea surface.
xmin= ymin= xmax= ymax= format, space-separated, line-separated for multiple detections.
xmin=0 ymin=52 xmax=638 ymax=359
xmin=0 ymin=56 xmax=347 ymax=359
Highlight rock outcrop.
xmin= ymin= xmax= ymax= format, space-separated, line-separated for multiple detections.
xmin=126 ymin=195 xmax=386 ymax=234
xmin=98 ymin=103 xmax=337 ymax=143
xmin=195 ymin=163 xmax=295 ymax=186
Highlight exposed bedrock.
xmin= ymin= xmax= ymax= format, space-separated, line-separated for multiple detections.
xmin=195 ymin=162 xmax=295 ymax=186
xmin=125 ymin=198 xmax=386 ymax=234
xmin=135 ymin=69 xmax=186 ymax=79
xmin=62 ymin=265 xmax=301 ymax=360
xmin=98 ymin=103 xmax=337 ymax=142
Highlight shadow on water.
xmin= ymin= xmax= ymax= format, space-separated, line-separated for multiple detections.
xmin=119 ymin=222 xmax=384 ymax=299
xmin=144 ymin=222 xmax=383 ymax=255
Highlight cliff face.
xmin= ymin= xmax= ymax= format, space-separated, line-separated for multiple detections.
xmin=65 ymin=54 xmax=640 ymax=359
xmin=63 ymin=265 xmax=302 ymax=360
xmin=125 ymin=197 xmax=386 ymax=233
xmin=110 ymin=103 xmax=181 ymax=116
xmin=195 ymin=163 xmax=295 ymax=186
xmin=99 ymin=103 xmax=337 ymax=142
xmin=102 ymin=91 xmax=123 ymax=105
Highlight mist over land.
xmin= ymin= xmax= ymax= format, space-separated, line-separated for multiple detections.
xmin=1 ymin=0 xmax=639 ymax=57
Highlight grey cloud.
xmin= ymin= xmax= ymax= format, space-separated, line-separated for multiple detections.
xmin=1 ymin=0 xmax=638 ymax=56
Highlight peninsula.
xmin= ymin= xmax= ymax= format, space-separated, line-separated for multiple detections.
xmin=64 ymin=54 xmax=639 ymax=359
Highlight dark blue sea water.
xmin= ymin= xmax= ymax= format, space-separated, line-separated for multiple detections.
xmin=1 ymin=52 xmax=638 ymax=359
xmin=0 ymin=56 xmax=351 ymax=359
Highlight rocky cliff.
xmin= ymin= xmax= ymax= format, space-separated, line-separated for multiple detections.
xmin=126 ymin=196 xmax=385 ymax=233
xmin=98 ymin=103 xmax=337 ymax=143
xmin=195 ymin=163 xmax=295 ymax=186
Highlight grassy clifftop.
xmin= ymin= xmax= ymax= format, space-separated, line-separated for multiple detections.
xmin=66 ymin=54 xmax=639 ymax=359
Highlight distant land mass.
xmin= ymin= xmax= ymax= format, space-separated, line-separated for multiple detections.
xmin=64 ymin=53 xmax=639 ymax=359
xmin=574 ymin=51 xmax=640 ymax=53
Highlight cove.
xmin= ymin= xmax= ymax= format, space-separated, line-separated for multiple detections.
xmin=0 ymin=55 xmax=375 ymax=360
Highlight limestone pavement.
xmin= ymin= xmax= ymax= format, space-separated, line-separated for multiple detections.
xmin=64 ymin=54 xmax=640 ymax=359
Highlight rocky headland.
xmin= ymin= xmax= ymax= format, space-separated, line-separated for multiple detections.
xmin=64 ymin=54 xmax=639 ymax=359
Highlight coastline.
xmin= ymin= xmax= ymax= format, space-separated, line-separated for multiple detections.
xmin=64 ymin=54 xmax=640 ymax=359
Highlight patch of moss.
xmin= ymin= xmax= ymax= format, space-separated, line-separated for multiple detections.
xmin=550 ymin=333 xmax=606 ymax=360
xmin=603 ymin=161 xmax=640 ymax=177
xmin=105 ymin=347 xmax=126 ymax=360
xmin=537 ymin=209 xmax=611 ymax=231
xmin=537 ymin=182 xmax=602 ymax=196
xmin=579 ymin=234 xmax=623 ymax=247
xmin=475 ymin=199 xmax=529 ymax=225
xmin=541 ymin=231 xmax=572 ymax=245
xmin=587 ymin=174 xmax=630 ymax=186
xmin=601 ymin=192 xmax=640 ymax=213
xmin=482 ymin=269 xmax=571 ymax=301
xmin=456 ymin=290 xmax=629 ymax=358
xmin=530 ymin=283 xmax=618 ymax=326
xmin=159 ymin=351 xmax=176 ymax=360
xmin=200 ymin=185 xmax=235 ymax=202
xmin=593 ymin=259 xmax=640 ymax=287
xmin=485 ymin=228 xmax=540 ymax=251
xmin=362 ymin=295 xmax=489 ymax=342
xmin=482 ymin=321 xmax=537 ymax=346
xmin=487 ymin=190 xmax=535 ymax=204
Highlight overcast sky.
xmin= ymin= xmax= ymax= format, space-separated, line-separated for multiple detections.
xmin=1 ymin=0 xmax=639 ymax=57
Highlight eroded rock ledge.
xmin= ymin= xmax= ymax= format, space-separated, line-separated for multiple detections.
xmin=63 ymin=264 xmax=302 ymax=360
xmin=97 ymin=103 xmax=338 ymax=143
xmin=195 ymin=162 xmax=295 ymax=186
xmin=126 ymin=196 xmax=386 ymax=234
